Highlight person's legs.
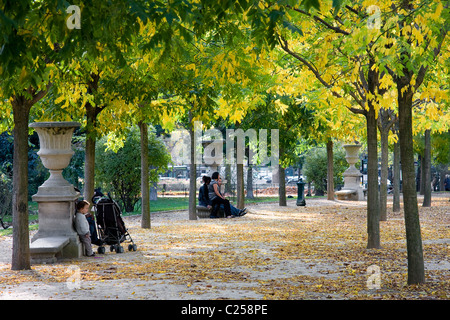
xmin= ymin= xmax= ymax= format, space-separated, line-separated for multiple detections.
xmin=221 ymin=199 xmax=231 ymax=217
xmin=212 ymin=197 xmax=231 ymax=217
xmin=229 ymin=204 xmax=240 ymax=216
xmin=211 ymin=198 xmax=221 ymax=218
xmin=79 ymin=234 xmax=94 ymax=256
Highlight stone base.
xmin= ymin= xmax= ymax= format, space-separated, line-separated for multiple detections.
xmin=31 ymin=193 xmax=83 ymax=263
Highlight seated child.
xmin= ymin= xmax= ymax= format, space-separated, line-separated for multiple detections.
xmin=75 ymin=200 xmax=95 ymax=257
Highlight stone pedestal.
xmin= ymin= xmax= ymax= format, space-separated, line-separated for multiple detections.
xmin=335 ymin=144 xmax=364 ymax=201
xmin=29 ymin=122 xmax=82 ymax=263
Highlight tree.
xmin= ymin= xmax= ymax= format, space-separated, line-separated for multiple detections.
xmin=0 ymin=0 xmax=69 ymax=270
xmin=240 ymin=93 xmax=318 ymax=205
xmin=241 ymin=1 xmax=448 ymax=284
xmin=95 ymin=126 xmax=170 ymax=212
xmin=303 ymin=145 xmax=348 ymax=195
xmin=243 ymin=1 xmax=388 ymax=249
xmin=378 ymin=109 xmax=397 ymax=221
xmin=379 ymin=0 xmax=448 ymax=285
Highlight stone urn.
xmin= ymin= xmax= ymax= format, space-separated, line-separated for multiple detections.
xmin=30 ymin=122 xmax=81 ymax=198
xmin=335 ymin=144 xmax=364 ymax=201
xmin=29 ymin=121 xmax=82 ymax=263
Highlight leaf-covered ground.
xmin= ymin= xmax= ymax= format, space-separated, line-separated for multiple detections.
xmin=0 ymin=195 xmax=449 ymax=300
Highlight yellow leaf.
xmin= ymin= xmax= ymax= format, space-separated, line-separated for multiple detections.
xmin=54 ymin=95 xmax=65 ymax=105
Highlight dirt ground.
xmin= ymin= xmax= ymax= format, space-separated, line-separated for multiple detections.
xmin=0 ymin=195 xmax=449 ymax=301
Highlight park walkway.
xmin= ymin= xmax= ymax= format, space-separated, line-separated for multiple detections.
xmin=0 ymin=195 xmax=449 ymax=300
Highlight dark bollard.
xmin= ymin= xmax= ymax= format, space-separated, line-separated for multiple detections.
xmin=296 ymin=178 xmax=306 ymax=206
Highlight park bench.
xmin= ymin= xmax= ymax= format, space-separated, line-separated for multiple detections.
xmin=335 ymin=189 xmax=358 ymax=200
xmin=335 ymin=188 xmax=366 ymax=201
xmin=196 ymin=205 xmax=225 ymax=219
xmin=30 ymin=236 xmax=70 ymax=264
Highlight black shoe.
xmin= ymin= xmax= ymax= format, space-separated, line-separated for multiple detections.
xmin=239 ymin=208 xmax=247 ymax=216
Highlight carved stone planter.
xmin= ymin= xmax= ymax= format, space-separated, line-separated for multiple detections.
xmin=29 ymin=122 xmax=82 ymax=263
xmin=335 ymin=144 xmax=364 ymax=201
xmin=30 ymin=122 xmax=81 ymax=199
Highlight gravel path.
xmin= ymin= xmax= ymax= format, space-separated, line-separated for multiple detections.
xmin=1 ymin=196 xmax=448 ymax=301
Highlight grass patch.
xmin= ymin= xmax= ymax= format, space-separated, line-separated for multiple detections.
xmin=122 ymin=196 xmax=285 ymax=216
xmin=0 ymin=196 xmax=321 ymax=234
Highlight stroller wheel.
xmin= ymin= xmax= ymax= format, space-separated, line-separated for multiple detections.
xmin=128 ymin=244 xmax=137 ymax=251
xmin=98 ymin=246 xmax=106 ymax=254
xmin=116 ymin=245 xmax=124 ymax=253
xmin=110 ymin=245 xmax=115 ymax=252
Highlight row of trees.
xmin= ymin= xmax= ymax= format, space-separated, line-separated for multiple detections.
xmin=1 ymin=0 xmax=448 ymax=285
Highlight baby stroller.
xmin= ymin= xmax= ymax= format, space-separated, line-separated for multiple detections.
xmin=93 ymin=194 xmax=137 ymax=254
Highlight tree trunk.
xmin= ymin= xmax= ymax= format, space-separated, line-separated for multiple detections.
xmin=279 ymin=164 xmax=286 ymax=206
xmin=422 ymin=129 xmax=431 ymax=207
xmin=397 ymin=82 xmax=425 ymax=285
xmin=139 ymin=121 xmax=151 ymax=228
xmin=419 ymin=154 xmax=424 ymax=194
xmin=379 ymin=128 xmax=389 ymax=221
xmin=188 ymin=113 xmax=197 ymax=220
xmin=84 ymin=103 xmax=97 ymax=204
xmin=236 ymin=163 xmax=245 ymax=209
xmin=246 ymin=164 xmax=254 ymax=199
xmin=326 ymin=139 xmax=334 ymax=201
xmin=225 ymin=162 xmax=232 ymax=195
xmin=366 ymin=106 xmax=381 ymax=249
xmin=393 ymin=138 xmax=401 ymax=212
xmin=83 ymin=74 xmax=102 ymax=205
xmin=11 ymin=99 xmax=32 ymax=270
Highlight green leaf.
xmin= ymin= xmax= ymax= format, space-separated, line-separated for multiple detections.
xmin=282 ymin=20 xmax=303 ymax=36
xmin=301 ymin=0 xmax=320 ymax=12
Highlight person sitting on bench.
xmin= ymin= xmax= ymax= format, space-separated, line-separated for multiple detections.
xmin=208 ymin=172 xmax=247 ymax=218
xmin=199 ymin=175 xmax=247 ymax=218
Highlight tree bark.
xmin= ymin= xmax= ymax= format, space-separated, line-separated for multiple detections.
xmin=83 ymin=74 xmax=102 ymax=205
xmin=11 ymin=98 xmax=32 ymax=270
xmin=366 ymin=105 xmax=381 ymax=249
xmin=378 ymin=109 xmax=397 ymax=220
xmin=246 ymin=164 xmax=254 ymax=199
xmin=419 ymin=154 xmax=424 ymax=194
xmin=139 ymin=121 xmax=151 ymax=228
xmin=225 ymin=162 xmax=232 ymax=195
xmin=326 ymin=139 xmax=334 ymax=201
xmin=84 ymin=103 xmax=98 ymax=204
xmin=422 ymin=129 xmax=431 ymax=207
xmin=279 ymin=164 xmax=286 ymax=206
xmin=188 ymin=112 xmax=197 ymax=220
xmin=236 ymin=163 xmax=245 ymax=209
xmin=393 ymin=138 xmax=401 ymax=212
xmin=397 ymin=81 xmax=425 ymax=285
xmin=379 ymin=127 xmax=389 ymax=221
